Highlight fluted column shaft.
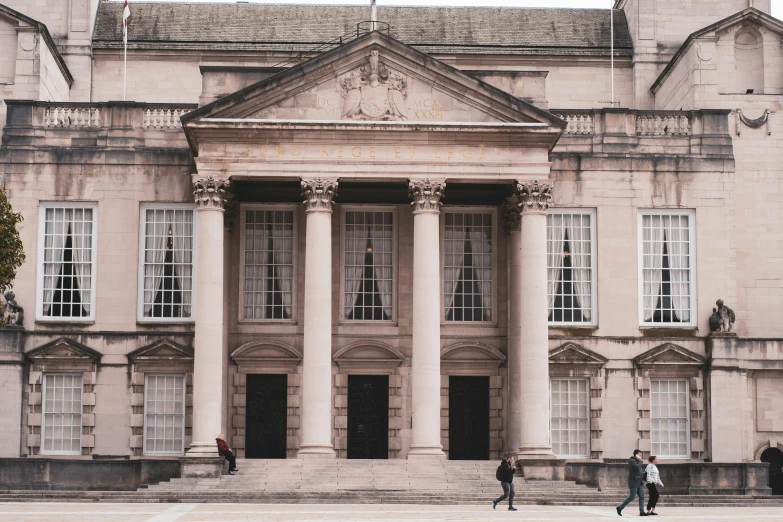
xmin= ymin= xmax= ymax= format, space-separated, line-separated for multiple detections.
xmin=515 ymin=180 xmax=556 ymax=458
xmin=298 ymin=178 xmax=338 ymax=458
xmin=188 ymin=176 xmax=229 ymax=457
xmin=408 ymin=179 xmax=446 ymax=459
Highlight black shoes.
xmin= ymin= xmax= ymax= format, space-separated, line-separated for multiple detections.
xmin=616 ymin=507 xmax=622 ymax=516
xmin=508 ymin=507 xmax=517 ymax=511
xmin=649 ymin=513 xmax=658 ymax=516
xmin=492 ymin=501 xmax=497 ymax=510
xmin=640 ymin=513 xmax=649 ymax=517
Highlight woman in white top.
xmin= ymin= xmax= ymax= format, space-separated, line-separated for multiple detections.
xmin=645 ymin=456 xmax=664 ymax=515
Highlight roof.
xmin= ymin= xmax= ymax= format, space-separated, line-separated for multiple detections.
xmin=93 ymin=2 xmax=633 ymax=57
xmin=0 ymin=3 xmax=73 ymax=86
xmin=651 ymin=7 xmax=783 ymax=93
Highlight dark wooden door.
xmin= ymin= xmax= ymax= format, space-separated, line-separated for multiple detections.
xmin=449 ymin=376 xmax=490 ymax=460
xmin=762 ymin=447 xmax=783 ymax=495
xmin=348 ymin=375 xmax=389 ymax=459
xmin=245 ymin=374 xmax=287 ymax=459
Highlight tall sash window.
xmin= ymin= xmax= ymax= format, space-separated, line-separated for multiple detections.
xmin=343 ymin=210 xmax=394 ymax=321
xmin=547 ymin=211 xmax=595 ymax=324
xmin=242 ymin=208 xmax=295 ymax=320
xmin=39 ymin=204 xmax=97 ymax=320
xmin=443 ymin=211 xmax=493 ymax=322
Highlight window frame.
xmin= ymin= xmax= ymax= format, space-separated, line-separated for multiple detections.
xmin=440 ymin=206 xmax=498 ymax=325
xmin=36 ymin=202 xmax=99 ymax=322
xmin=142 ymin=373 xmax=187 ymax=456
xmin=41 ymin=372 xmax=83 ymax=456
xmin=549 ymin=377 xmax=591 ymax=458
xmin=238 ymin=203 xmax=299 ymax=324
xmin=338 ymin=205 xmax=398 ymax=324
xmin=136 ymin=203 xmax=198 ymax=323
xmin=547 ymin=208 xmax=598 ymax=327
xmin=649 ymin=378 xmax=691 ymax=459
xmin=637 ymin=209 xmax=697 ymax=327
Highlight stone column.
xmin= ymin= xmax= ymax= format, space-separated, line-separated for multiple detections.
xmin=188 ymin=176 xmax=229 ymax=458
xmin=514 ymin=180 xmax=555 ymax=458
xmin=407 ymin=179 xmax=446 ymax=459
xmin=503 ymin=198 xmax=523 ymax=456
xmin=298 ymin=178 xmax=338 ymax=458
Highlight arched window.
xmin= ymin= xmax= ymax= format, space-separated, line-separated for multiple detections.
xmin=735 ymin=27 xmax=764 ymax=94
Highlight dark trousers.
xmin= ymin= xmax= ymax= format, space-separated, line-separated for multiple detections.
xmin=618 ymin=485 xmax=645 ymax=514
xmin=223 ymin=451 xmax=236 ymax=471
xmin=494 ymin=481 xmax=515 ymax=507
xmin=646 ymin=483 xmax=659 ymax=511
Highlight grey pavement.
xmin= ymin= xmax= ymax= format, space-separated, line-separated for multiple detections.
xmin=0 ymin=503 xmax=780 ymax=522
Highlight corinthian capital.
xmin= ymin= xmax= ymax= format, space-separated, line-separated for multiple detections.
xmin=409 ymin=178 xmax=445 ymax=214
xmin=301 ymin=177 xmax=338 ymax=212
xmin=515 ymin=179 xmax=553 ymax=214
xmin=193 ymin=176 xmax=230 ymax=210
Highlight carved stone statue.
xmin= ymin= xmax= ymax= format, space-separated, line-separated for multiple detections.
xmin=2 ymin=291 xmax=24 ymax=328
xmin=715 ymin=299 xmax=735 ymax=332
xmin=708 ymin=308 xmax=721 ymax=332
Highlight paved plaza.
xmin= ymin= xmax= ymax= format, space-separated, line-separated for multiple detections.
xmin=0 ymin=503 xmax=780 ymax=522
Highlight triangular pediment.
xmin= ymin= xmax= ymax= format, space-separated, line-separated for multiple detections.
xmin=549 ymin=342 xmax=608 ymax=366
xmin=183 ymin=31 xmax=565 ymax=128
xmin=634 ymin=343 xmax=706 ymax=368
xmin=127 ymin=339 xmax=194 ymax=362
xmin=26 ymin=338 xmax=101 ymax=363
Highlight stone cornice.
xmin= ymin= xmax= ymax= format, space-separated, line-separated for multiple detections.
xmin=409 ymin=178 xmax=445 ymax=214
xmin=515 ymin=179 xmax=553 ymax=214
xmin=193 ymin=176 xmax=230 ymax=210
xmin=301 ymin=177 xmax=338 ymax=212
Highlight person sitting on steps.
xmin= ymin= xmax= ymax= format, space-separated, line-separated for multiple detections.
xmin=216 ymin=433 xmax=238 ymax=475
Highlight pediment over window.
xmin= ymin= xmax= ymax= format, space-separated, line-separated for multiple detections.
xmin=230 ymin=339 xmax=302 ymax=373
xmin=634 ymin=343 xmax=706 ymax=369
xmin=127 ymin=339 xmax=194 ymax=363
xmin=334 ymin=341 xmax=404 ymax=374
xmin=549 ymin=342 xmax=608 ymax=367
xmin=441 ymin=342 xmax=505 ymax=376
xmin=183 ymin=31 xmax=565 ymax=130
xmin=26 ymin=338 xmax=101 ymax=372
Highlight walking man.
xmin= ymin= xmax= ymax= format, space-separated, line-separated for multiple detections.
xmin=616 ymin=449 xmax=648 ymax=516
xmin=492 ymin=454 xmax=518 ymax=511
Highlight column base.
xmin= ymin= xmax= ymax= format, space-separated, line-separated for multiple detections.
xmin=407 ymin=444 xmax=446 ymax=459
xmin=297 ymin=443 xmax=336 ymax=459
xmin=180 ymin=456 xmax=224 ymax=479
xmin=186 ymin=441 xmax=220 ymax=458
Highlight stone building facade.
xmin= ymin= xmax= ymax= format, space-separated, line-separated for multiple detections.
xmin=0 ymin=0 xmax=782 ymax=492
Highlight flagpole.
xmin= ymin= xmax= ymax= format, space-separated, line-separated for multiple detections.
xmin=610 ymin=1 xmax=615 ymax=107
xmin=123 ymin=39 xmax=127 ymax=101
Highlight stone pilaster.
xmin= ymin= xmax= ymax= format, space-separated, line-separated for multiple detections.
xmin=187 ymin=176 xmax=229 ymax=459
xmin=407 ymin=178 xmax=446 ymax=459
xmin=514 ymin=179 xmax=555 ymax=459
xmin=298 ymin=177 xmax=338 ymax=458
xmin=503 ymin=198 xmax=523 ymax=456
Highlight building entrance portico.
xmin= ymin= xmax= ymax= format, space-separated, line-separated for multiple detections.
xmin=180 ymin=30 xmax=564 ymax=469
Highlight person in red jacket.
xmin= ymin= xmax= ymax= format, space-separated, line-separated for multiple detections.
xmin=216 ymin=433 xmax=238 ymax=475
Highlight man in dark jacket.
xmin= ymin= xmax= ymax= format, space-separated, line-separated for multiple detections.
xmin=616 ymin=449 xmax=648 ymax=516
xmin=492 ymin=455 xmax=518 ymax=511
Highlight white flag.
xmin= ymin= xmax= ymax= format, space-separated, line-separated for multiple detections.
xmin=122 ymin=0 xmax=130 ymax=44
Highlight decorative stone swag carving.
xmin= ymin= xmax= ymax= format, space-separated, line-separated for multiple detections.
xmin=514 ymin=179 xmax=553 ymax=213
xmin=502 ymin=197 xmax=521 ymax=233
xmin=408 ymin=178 xmax=445 ymax=213
xmin=193 ymin=176 xmax=230 ymax=210
xmin=301 ymin=177 xmax=338 ymax=212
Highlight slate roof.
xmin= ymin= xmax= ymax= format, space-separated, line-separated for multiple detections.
xmin=93 ymin=2 xmax=633 ymax=57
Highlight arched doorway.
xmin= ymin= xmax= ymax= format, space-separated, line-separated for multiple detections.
xmin=761 ymin=447 xmax=783 ymax=495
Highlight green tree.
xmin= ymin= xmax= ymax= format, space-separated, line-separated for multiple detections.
xmin=0 ymin=187 xmax=25 ymax=293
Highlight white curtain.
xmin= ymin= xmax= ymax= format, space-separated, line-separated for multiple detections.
xmin=143 ymin=211 xmax=167 ymax=316
xmin=42 ymin=209 xmax=66 ymax=315
xmin=443 ymin=226 xmax=466 ymax=315
xmin=244 ymin=221 xmax=269 ymax=319
xmin=468 ymin=227 xmax=492 ymax=320
xmin=642 ymin=215 xmax=664 ymax=321
xmin=547 ymin=214 xmax=566 ymax=311
xmin=70 ymin=208 xmax=93 ymax=315
xmin=272 ymin=221 xmax=294 ymax=319
xmin=565 ymin=215 xmax=592 ymax=321
xmin=666 ymin=216 xmax=690 ymax=322
xmin=172 ymin=212 xmax=193 ymax=318
xmin=370 ymin=226 xmax=393 ymax=320
xmin=344 ymin=227 xmax=367 ymax=318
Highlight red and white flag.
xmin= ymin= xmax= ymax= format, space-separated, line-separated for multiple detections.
xmin=122 ymin=0 xmax=131 ymax=44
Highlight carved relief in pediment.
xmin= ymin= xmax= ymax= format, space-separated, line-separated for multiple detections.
xmin=339 ymin=50 xmax=408 ymax=121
